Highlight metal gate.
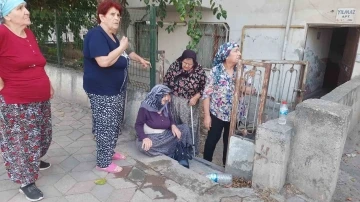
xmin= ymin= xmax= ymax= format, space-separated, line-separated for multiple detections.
xmin=229 ymin=60 xmax=308 ymax=138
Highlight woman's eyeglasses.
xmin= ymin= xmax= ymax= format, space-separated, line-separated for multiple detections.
xmin=182 ymin=61 xmax=193 ymax=67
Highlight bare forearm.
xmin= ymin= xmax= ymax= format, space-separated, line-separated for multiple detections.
xmin=96 ymin=46 xmax=127 ymax=67
xmin=108 ymin=46 xmax=127 ymax=66
xmin=194 ymin=93 xmax=201 ymax=99
xmin=129 ymin=52 xmax=143 ymax=62
xmin=203 ymin=98 xmax=210 ymax=117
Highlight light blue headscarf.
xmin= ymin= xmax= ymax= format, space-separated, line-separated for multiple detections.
xmin=0 ymin=0 xmax=26 ymax=20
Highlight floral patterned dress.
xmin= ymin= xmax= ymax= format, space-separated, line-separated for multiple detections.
xmin=163 ymin=60 xmax=206 ymax=155
xmin=202 ymin=65 xmax=250 ymax=122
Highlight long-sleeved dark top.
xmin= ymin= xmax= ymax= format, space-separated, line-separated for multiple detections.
xmin=135 ymin=107 xmax=174 ymax=141
xmin=163 ymin=60 xmax=206 ymax=100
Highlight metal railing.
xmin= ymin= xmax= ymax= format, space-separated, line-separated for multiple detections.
xmin=30 ymin=7 xmax=158 ymax=91
xmin=229 ymin=60 xmax=308 ymax=138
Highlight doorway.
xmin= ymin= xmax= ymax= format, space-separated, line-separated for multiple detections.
xmin=303 ymin=26 xmax=360 ymax=99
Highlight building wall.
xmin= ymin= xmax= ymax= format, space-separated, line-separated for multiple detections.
xmin=128 ymin=0 xmax=360 ymax=85
xmin=303 ymin=28 xmax=333 ymax=94
xmin=352 ymin=44 xmax=360 ymax=78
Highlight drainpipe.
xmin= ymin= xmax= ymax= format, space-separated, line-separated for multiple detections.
xmin=281 ymin=0 xmax=295 ymax=60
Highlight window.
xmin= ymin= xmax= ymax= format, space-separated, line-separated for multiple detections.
xmin=196 ymin=23 xmax=229 ymax=69
xmin=132 ymin=21 xmax=158 ymax=60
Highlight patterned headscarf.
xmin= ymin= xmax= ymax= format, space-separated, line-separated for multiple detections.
xmin=212 ymin=42 xmax=240 ymax=85
xmin=213 ymin=42 xmax=240 ymax=68
xmin=140 ymin=84 xmax=172 ymax=117
xmin=0 ymin=0 xmax=26 ymax=23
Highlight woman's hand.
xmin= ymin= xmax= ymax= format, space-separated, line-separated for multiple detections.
xmin=0 ymin=77 xmax=4 ymax=91
xmin=243 ymin=86 xmax=256 ymax=95
xmin=204 ymin=114 xmax=212 ymax=130
xmin=171 ymin=125 xmax=181 ymax=139
xmin=142 ymin=138 xmax=153 ymax=151
xmin=189 ymin=96 xmax=198 ymax=106
xmin=119 ymin=36 xmax=129 ymax=50
xmin=139 ymin=58 xmax=150 ymax=68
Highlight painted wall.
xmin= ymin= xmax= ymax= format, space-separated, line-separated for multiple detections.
xmin=303 ymin=28 xmax=333 ymax=95
xmin=128 ymin=0 xmax=360 ymax=89
xmin=351 ymin=42 xmax=360 ymax=78
xmin=126 ymin=0 xmax=360 ymax=102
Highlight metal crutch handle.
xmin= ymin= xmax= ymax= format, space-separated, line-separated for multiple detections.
xmin=190 ymin=106 xmax=196 ymax=157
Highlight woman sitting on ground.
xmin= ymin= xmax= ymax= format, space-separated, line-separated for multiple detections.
xmin=135 ymin=84 xmax=193 ymax=157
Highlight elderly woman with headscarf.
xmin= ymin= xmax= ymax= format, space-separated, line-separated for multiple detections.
xmin=202 ymin=42 xmax=255 ymax=167
xmin=163 ymin=50 xmax=206 ymax=155
xmin=135 ymin=84 xmax=193 ymax=158
xmin=0 ymin=0 xmax=53 ymax=201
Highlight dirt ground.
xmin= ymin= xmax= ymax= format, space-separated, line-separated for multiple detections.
xmin=332 ymin=127 xmax=360 ymax=202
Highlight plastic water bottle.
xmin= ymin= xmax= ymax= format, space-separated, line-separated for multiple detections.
xmin=206 ymin=173 xmax=232 ymax=184
xmin=278 ymin=101 xmax=288 ymax=125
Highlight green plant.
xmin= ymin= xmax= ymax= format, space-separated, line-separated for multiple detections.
xmin=29 ymin=0 xmax=226 ymax=56
xmin=141 ymin=0 xmax=227 ymax=51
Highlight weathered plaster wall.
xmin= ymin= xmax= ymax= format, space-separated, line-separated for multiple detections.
xmin=128 ymin=0 xmax=360 ymax=80
xmin=303 ymin=28 xmax=333 ymax=95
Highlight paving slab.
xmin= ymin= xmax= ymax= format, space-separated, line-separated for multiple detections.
xmin=0 ymin=97 xmax=266 ymax=202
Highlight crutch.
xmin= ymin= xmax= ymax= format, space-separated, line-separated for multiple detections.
xmin=190 ymin=106 xmax=196 ymax=157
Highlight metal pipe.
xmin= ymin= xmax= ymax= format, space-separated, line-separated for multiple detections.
xmin=145 ymin=21 xmax=187 ymax=26
xmin=281 ymin=0 xmax=296 ymax=60
xmin=149 ymin=5 xmax=157 ymax=88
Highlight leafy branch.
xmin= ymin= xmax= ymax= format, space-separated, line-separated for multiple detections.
xmin=140 ymin=0 xmax=227 ymax=51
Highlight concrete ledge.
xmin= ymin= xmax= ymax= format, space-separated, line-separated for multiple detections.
xmin=321 ymin=76 xmax=360 ymax=133
xmin=124 ymin=90 xmax=148 ymax=127
xmin=288 ymin=99 xmax=352 ymax=202
xmin=46 ymin=65 xmax=89 ymax=107
xmin=225 ymin=136 xmax=255 ymax=180
xmin=252 ymin=119 xmax=293 ymax=191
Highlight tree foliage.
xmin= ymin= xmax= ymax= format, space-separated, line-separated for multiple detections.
xmin=28 ymin=0 xmax=226 ymax=51
xmin=28 ymin=0 xmax=97 ymax=50
xmin=141 ymin=0 xmax=227 ymax=50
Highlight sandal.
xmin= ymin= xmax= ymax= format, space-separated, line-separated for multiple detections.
xmin=112 ymin=152 xmax=126 ymax=160
xmin=96 ymin=162 xmax=123 ymax=173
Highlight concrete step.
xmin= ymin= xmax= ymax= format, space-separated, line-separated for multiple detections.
xmin=118 ymin=125 xmax=136 ymax=143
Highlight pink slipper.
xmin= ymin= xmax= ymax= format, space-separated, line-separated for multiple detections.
xmin=96 ymin=163 xmax=123 ymax=173
xmin=112 ymin=152 xmax=126 ymax=160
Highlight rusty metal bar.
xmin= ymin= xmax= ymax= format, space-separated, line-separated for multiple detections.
xmin=252 ymin=70 xmax=262 ymax=127
xmin=290 ymin=68 xmax=299 ymax=109
xmin=285 ymin=65 xmax=295 ymax=102
xmin=257 ymin=63 xmax=272 ymax=125
xmin=295 ymin=61 xmax=309 ymax=106
xmin=229 ymin=61 xmax=244 ymax=138
xmin=242 ymin=60 xmax=308 ymax=66
xmin=261 ymin=60 xmax=307 ymax=65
